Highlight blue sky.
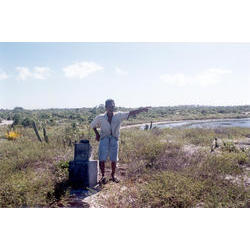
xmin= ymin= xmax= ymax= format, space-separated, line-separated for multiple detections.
xmin=0 ymin=43 xmax=250 ymax=109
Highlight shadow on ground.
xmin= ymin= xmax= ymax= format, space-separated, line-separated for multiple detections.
xmin=65 ymin=185 xmax=103 ymax=208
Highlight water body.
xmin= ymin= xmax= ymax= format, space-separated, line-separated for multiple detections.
xmin=0 ymin=120 xmax=13 ymax=126
xmin=144 ymin=118 xmax=250 ymax=129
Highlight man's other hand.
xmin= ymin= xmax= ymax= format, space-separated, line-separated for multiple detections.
xmin=96 ymin=134 xmax=100 ymax=141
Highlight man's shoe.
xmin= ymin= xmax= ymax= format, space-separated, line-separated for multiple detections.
xmin=111 ymin=176 xmax=120 ymax=183
xmin=99 ymin=177 xmax=108 ymax=184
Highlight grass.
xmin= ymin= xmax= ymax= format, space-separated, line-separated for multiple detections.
xmin=0 ymin=125 xmax=75 ymax=207
xmin=100 ymin=127 xmax=250 ymax=208
xmin=138 ymin=171 xmax=247 ymax=208
xmin=0 ymin=121 xmax=249 ymax=207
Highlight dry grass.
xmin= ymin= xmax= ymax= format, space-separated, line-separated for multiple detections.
xmin=0 ymin=124 xmax=249 ymax=208
xmin=99 ymin=127 xmax=250 ymax=208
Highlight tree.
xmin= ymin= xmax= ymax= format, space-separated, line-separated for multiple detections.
xmin=12 ymin=113 xmax=22 ymax=126
xmin=13 ymin=107 xmax=24 ymax=112
xmin=22 ymin=117 xmax=33 ymax=127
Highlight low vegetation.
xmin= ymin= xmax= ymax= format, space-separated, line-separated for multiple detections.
xmin=1 ymin=105 xmax=250 ymax=128
xmin=0 ymin=123 xmax=86 ymax=207
xmin=101 ymin=127 xmax=250 ymax=208
xmin=0 ymin=106 xmax=249 ymax=207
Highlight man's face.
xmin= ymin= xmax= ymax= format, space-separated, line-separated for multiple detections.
xmin=106 ymin=101 xmax=115 ymax=113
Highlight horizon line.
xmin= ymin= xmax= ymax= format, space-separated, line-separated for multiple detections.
xmin=1 ymin=104 xmax=250 ymax=111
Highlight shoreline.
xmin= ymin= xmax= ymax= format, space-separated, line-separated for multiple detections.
xmin=1 ymin=117 xmax=250 ymax=129
xmin=121 ymin=117 xmax=250 ymax=129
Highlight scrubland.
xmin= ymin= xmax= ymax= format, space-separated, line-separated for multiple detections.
xmin=0 ymin=121 xmax=249 ymax=208
xmin=99 ymin=127 xmax=250 ymax=207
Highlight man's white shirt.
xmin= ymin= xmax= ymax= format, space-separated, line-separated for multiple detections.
xmin=90 ymin=112 xmax=129 ymax=139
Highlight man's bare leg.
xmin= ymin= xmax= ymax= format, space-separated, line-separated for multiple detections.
xmin=111 ymin=161 xmax=119 ymax=183
xmin=99 ymin=161 xmax=107 ymax=183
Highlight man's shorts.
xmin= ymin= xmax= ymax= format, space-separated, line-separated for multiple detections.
xmin=98 ymin=135 xmax=119 ymax=162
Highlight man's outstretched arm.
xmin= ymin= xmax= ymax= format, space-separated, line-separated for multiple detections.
xmin=128 ymin=107 xmax=150 ymax=119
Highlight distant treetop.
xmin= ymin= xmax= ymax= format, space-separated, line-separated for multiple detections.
xmin=13 ymin=107 xmax=24 ymax=112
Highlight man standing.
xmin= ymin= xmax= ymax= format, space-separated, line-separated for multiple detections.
xmin=90 ymin=99 xmax=149 ymax=183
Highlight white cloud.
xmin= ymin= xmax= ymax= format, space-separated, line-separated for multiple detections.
xmin=63 ymin=61 xmax=103 ymax=79
xmin=115 ymin=67 xmax=128 ymax=75
xmin=17 ymin=66 xmax=51 ymax=80
xmin=0 ymin=69 xmax=8 ymax=80
xmin=160 ymin=68 xmax=232 ymax=87
xmin=16 ymin=67 xmax=32 ymax=80
xmin=33 ymin=67 xmax=51 ymax=79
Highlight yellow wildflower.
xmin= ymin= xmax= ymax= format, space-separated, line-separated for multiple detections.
xmin=5 ymin=131 xmax=20 ymax=140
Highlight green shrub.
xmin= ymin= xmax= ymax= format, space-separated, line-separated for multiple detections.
xmin=138 ymin=141 xmax=167 ymax=168
xmin=0 ymin=169 xmax=55 ymax=207
xmin=133 ymin=169 xmax=248 ymax=208
xmin=57 ymin=161 xmax=69 ymax=169
xmin=0 ymin=126 xmax=73 ymax=207
xmin=222 ymin=141 xmax=238 ymax=153
xmin=139 ymin=171 xmax=204 ymax=208
xmin=200 ymin=152 xmax=246 ymax=177
xmin=21 ymin=117 xmax=33 ymax=128
xmin=181 ymin=128 xmax=216 ymax=146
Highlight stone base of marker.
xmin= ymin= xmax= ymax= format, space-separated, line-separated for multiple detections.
xmin=69 ymin=160 xmax=98 ymax=188
xmin=69 ymin=139 xmax=98 ymax=189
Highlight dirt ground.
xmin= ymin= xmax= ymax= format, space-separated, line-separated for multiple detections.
xmin=61 ymin=162 xmax=129 ymax=208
